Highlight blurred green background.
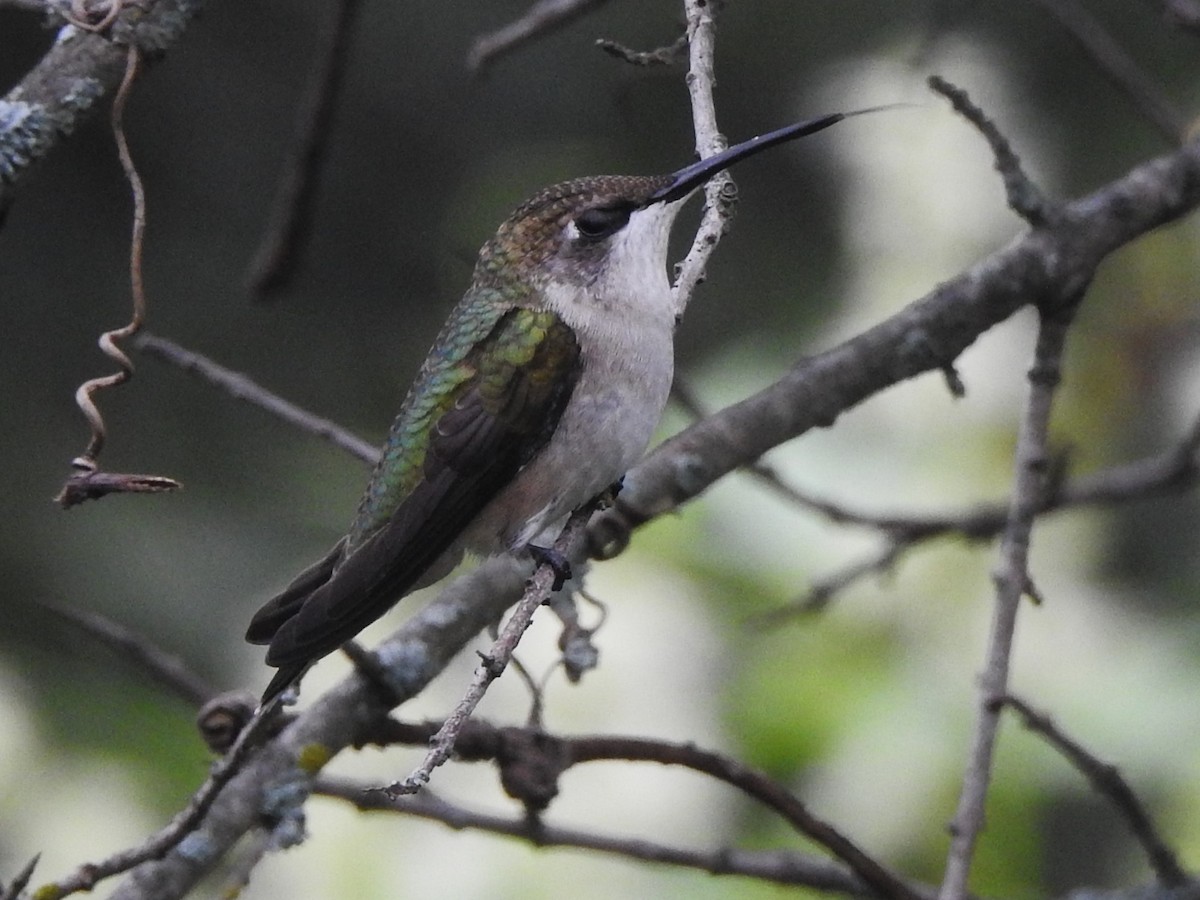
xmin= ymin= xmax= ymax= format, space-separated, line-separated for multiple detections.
xmin=1 ymin=1 xmax=1199 ymax=897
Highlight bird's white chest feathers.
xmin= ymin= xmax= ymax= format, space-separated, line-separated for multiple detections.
xmin=465 ymin=209 xmax=679 ymax=552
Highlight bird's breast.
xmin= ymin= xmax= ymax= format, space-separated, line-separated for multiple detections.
xmin=462 ymin=299 xmax=675 ymax=553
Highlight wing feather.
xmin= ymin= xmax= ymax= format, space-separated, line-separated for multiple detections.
xmin=248 ymin=306 xmax=581 ymax=699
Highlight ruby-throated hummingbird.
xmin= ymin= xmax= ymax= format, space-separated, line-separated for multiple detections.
xmin=247 ymin=110 xmax=873 ymax=702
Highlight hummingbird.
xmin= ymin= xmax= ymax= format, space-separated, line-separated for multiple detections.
xmin=246 ymin=110 xmax=873 ymax=703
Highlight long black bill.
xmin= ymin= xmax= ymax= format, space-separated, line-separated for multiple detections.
xmin=647 ymin=105 xmax=902 ymax=205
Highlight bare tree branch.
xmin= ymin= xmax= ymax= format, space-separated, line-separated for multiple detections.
xmin=754 ymin=541 xmax=908 ymax=622
xmin=1002 ymin=695 xmax=1189 ymax=886
xmin=40 ymin=600 xmax=217 ymax=706
xmin=1028 ymin=0 xmax=1186 ymax=141
xmin=940 ymin=299 xmax=1078 ymax=898
xmin=245 ymin=0 xmax=365 ymax=297
xmin=467 ymin=0 xmax=610 ymax=74
xmin=356 ymin=716 xmax=927 ymax=898
xmin=316 ymin=775 xmax=882 ymax=895
xmin=595 ymin=32 xmax=687 ymax=66
xmin=566 ymin=736 xmax=924 ymax=900
xmin=927 ymin=76 xmax=1057 ymax=226
xmin=133 ymin=332 xmax=382 ymax=466
xmin=755 ymin=408 xmax=1200 ymax=544
xmin=751 ymin=409 xmax=1200 ymax=621
xmin=382 ymin=503 xmax=597 ymax=797
xmin=0 ymin=0 xmax=205 ymax=211
xmin=670 ymin=0 xmax=732 ymax=319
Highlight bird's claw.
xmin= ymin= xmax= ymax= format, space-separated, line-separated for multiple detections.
xmin=592 ymin=476 xmax=625 ymax=510
xmin=527 ymin=544 xmax=572 ymax=591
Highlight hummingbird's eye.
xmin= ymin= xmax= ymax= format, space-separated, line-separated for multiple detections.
xmin=573 ymin=204 xmax=633 ymax=241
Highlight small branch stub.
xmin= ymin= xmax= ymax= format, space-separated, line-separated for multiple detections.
xmin=55 ymin=462 xmax=181 ymax=509
xmin=595 ymin=33 xmax=687 ymax=67
xmin=928 ymin=75 xmax=1057 ymax=227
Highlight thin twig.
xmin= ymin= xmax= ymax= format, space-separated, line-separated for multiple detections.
xmin=467 ymin=0 xmax=611 ymax=74
xmin=671 ymin=0 xmax=732 ymax=319
xmin=939 ymin=303 xmax=1078 ymax=900
xmin=680 ymin=378 xmax=1197 ymax=625
xmin=595 ymin=32 xmax=688 ymax=67
xmin=750 ymin=407 xmax=1200 ymax=539
xmin=567 ymin=736 xmax=925 ymax=900
xmin=928 ymin=77 xmax=1056 ymax=227
xmin=505 ymin=652 xmax=547 ymax=727
xmin=316 ymin=776 xmax=879 ymax=893
xmin=926 ymin=83 xmax=1096 ymax=878
xmin=751 ymin=410 xmax=1200 ymax=621
xmin=1001 ymin=694 xmax=1189 ymax=886
xmin=753 ymin=541 xmax=908 ymax=624
xmin=380 ymin=503 xmax=596 ymax=796
xmin=245 ymin=0 xmax=365 ymax=297
xmin=354 ymin=715 xmax=923 ymax=898
xmin=1027 ymin=0 xmax=1185 ymax=142
xmin=133 ymin=331 xmax=381 ymax=466
xmin=55 ymin=45 xmax=182 ymax=508
xmin=40 ymin=600 xmax=217 ymax=707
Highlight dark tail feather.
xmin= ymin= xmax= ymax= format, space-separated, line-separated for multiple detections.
xmin=245 ymin=539 xmax=346 ymax=644
xmin=260 ymin=661 xmax=308 ymax=705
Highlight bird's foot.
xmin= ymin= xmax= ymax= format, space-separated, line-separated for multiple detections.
xmin=592 ymin=476 xmax=625 ymax=510
xmin=527 ymin=544 xmax=572 ymax=591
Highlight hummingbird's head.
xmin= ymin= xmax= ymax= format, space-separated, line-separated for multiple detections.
xmin=474 ymin=110 xmax=886 ymax=312
xmin=474 ymin=175 xmax=677 ymax=295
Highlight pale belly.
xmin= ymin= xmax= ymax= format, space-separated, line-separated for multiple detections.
xmin=460 ymin=340 xmax=673 ymax=553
